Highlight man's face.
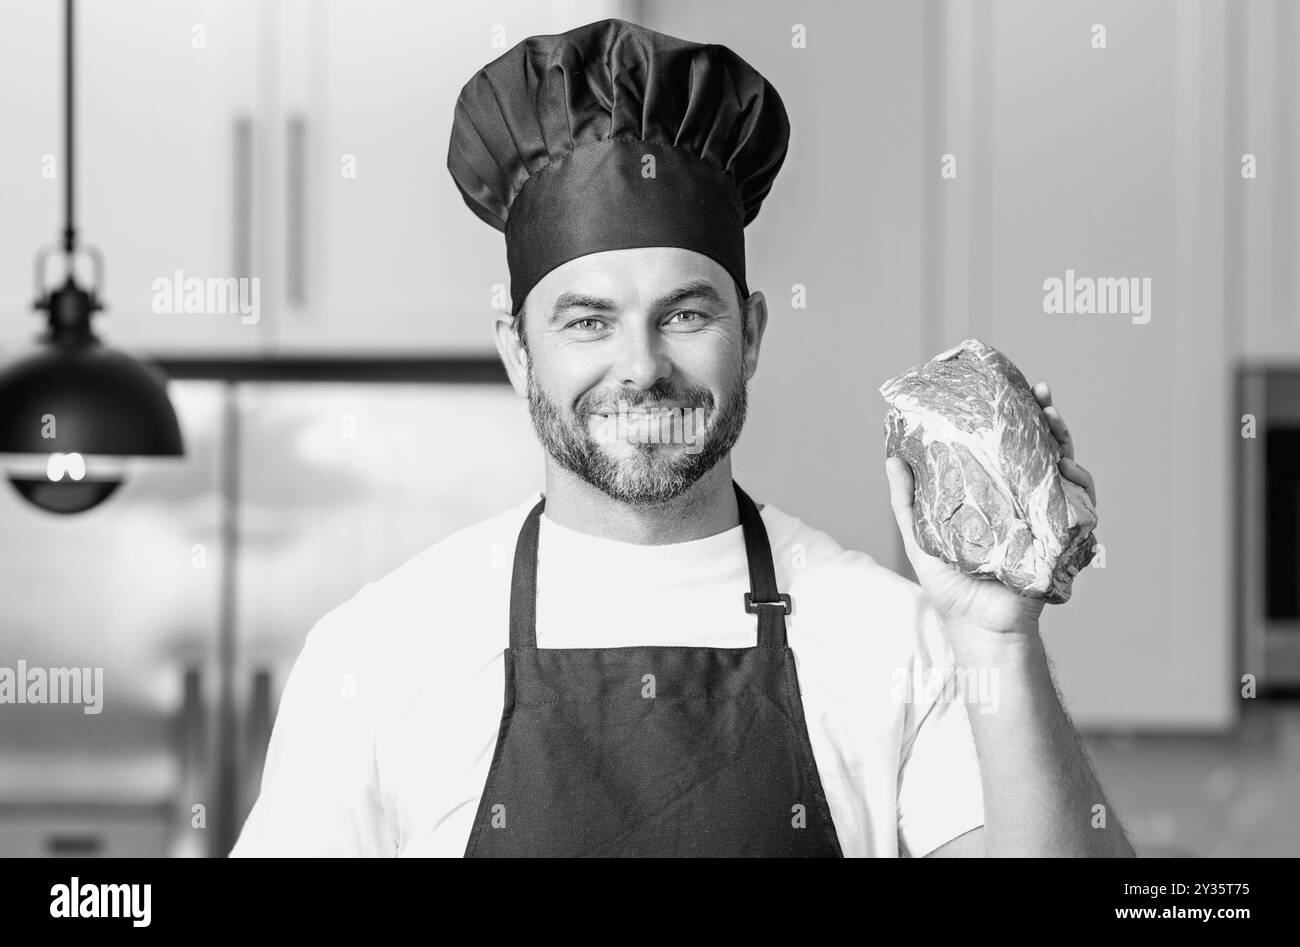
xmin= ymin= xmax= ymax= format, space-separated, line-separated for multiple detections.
xmin=513 ymin=247 xmax=758 ymax=505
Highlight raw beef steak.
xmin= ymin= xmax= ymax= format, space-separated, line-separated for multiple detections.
xmin=878 ymin=338 xmax=1098 ymax=603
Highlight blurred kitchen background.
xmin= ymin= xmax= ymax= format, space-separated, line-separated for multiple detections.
xmin=0 ymin=0 xmax=1296 ymax=857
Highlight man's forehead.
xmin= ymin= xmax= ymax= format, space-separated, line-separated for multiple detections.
xmin=526 ymin=248 xmax=732 ymax=312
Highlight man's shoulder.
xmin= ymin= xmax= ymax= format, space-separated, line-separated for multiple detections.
xmin=299 ymin=494 xmax=539 ymax=671
xmin=763 ymin=501 xmax=921 ymax=600
xmin=360 ymin=492 xmax=541 ymax=602
xmin=763 ymin=502 xmax=941 ymax=657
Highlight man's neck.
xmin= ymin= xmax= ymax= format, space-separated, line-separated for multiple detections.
xmin=540 ymin=460 xmax=740 ymax=545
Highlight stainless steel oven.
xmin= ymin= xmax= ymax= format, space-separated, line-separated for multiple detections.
xmin=1240 ymin=367 xmax=1300 ymax=692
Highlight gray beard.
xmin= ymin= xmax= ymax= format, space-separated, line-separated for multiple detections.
xmin=525 ymin=356 xmax=749 ymax=506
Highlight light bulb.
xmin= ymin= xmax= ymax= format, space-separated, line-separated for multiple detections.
xmin=4 ymin=453 xmax=129 ymax=514
xmin=45 ymin=451 xmax=88 ymax=482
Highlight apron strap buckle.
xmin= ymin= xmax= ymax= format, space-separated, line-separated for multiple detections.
xmin=744 ymin=592 xmax=792 ymax=615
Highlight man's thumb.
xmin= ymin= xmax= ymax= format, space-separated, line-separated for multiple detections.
xmin=885 ymin=456 xmax=923 ymax=564
xmin=885 ymin=456 xmax=914 ymax=514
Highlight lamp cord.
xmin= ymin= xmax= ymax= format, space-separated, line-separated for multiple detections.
xmin=62 ymin=0 xmax=76 ymax=272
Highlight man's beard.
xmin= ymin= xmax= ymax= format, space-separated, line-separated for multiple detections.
xmin=525 ymin=355 xmax=749 ymax=506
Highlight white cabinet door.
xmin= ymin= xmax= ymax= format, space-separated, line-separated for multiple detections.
xmin=975 ymin=2 xmax=1232 ymax=730
xmin=268 ymin=0 xmax=632 ymax=356
xmin=76 ymin=0 xmax=263 ymax=356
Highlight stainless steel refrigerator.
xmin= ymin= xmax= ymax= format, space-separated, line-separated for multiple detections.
xmin=0 ymin=377 xmax=542 ymax=856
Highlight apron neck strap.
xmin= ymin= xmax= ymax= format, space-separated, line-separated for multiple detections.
xmin=508 ymin=480 xmax=790 ymax=649
xmin=734 ymin=481 xmax=791 ymax=649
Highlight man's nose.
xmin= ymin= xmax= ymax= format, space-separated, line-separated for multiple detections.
xmin=612 ymin=322 xmax=671 ymax=390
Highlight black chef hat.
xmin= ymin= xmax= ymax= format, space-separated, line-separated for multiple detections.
xmin=447 ymin=18 xmax=790 ymax=317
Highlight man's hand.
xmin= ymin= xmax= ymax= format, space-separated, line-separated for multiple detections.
xmin=886 ymin=382 xmax=1134 ymax=856
xmin=885 ymin=381 xmax=1096 ymax=637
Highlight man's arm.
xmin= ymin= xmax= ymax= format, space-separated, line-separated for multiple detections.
xmin=886 ymin=380 xmax=1134 ymax=858
xmin=942 ymin=622 xmax=1135 ymax=857
xmin=927 ymin=826 xmax=984 ymax=857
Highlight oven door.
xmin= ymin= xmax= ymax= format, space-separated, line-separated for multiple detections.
xmin=1241 ymin=368 xmax=1300 ymax=692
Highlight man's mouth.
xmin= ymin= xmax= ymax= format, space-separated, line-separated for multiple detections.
xmin=591 ymin=406 xmax=690 ymax=420
xmin=587 ymin=405 xmax=706 ymax=446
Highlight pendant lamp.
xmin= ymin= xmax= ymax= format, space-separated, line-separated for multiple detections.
xmin=0 ymin=0 xmax=184 ymax=514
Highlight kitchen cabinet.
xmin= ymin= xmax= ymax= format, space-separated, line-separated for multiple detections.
xmin=265 ymin=0 xmax=631 ymax=355
xmin=0 ymin=1 xmax=58 ymax=353
xmin=1 ymin=1 xmax=631 ymax=360
xmin=0 ymin=0 xmax=264 ymax=357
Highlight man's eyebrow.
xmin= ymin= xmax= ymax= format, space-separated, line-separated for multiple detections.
xmin=550 ymin=292 xmax=620 ymax=323
xmin=547 ymin=279 xmax=726 ymax=323
xmin=653 ymin=279 xmax=725 ymax=310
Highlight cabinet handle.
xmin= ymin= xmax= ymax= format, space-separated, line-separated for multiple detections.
xmin=232 ymin=116 xmax=253 ymax=279
xmin=240 ymin=667 xmax=274 ymax=814
xmin=46 ymin=834 xmax=104 ymax=855
xmin=286 ymin=114 xmax=306 ymax=306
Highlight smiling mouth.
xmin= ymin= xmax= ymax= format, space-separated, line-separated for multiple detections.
xmin=586 ymin=404 xmax=710 ymax=452
xmin=594 ymin=410 xmax=678 ymax=418
xmin=591 ymin=404 xmax=693 ymax=416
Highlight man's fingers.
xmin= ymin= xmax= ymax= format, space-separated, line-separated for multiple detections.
xmin=1043 ymin=405 xmax=1075 ymax=461
xmin=1034 ymin=381 xmax=1077 ymax=460
xmin=1060 ymin=457 xmax=1097 ymax=508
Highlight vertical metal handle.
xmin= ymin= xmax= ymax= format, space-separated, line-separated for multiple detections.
xmin=232 ymin=116 xmax=253 ymax=279
xmin=286 ymin=114 xmax=306 ymax=306
xmin=239 ymin=667 xmax=274 ymax=820
xmin=213 ymin=382 xmax=241 ymax=858
xmin=170 ymin=665 xmax=208 ymax=858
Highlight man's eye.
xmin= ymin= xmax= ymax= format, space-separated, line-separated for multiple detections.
xmin=666 ymin=309 xmax=707 ymax=326
xmin=567 ymin=318 xmax=606 ymax=332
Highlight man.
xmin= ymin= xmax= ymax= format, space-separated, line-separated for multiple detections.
xmin=231 ymin=18 xmax=1134 ymax=857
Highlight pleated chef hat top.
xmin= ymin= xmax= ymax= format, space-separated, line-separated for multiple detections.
xmin=447 ymin=18 xmax=791 ymax=316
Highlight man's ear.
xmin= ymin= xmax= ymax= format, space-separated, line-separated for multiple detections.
xmin=492 ymin=308 xmax=528 ymax=397
xmin=741 ymin=290 xmax=768 ymax=382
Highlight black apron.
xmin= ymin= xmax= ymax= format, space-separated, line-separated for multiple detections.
xmin=464 ymin=481 xmax=843 ymax=857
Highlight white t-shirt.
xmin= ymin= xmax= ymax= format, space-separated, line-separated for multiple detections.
xmin=230 ymin=491 xmax=986 ymax=858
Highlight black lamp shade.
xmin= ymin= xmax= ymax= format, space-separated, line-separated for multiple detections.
xmin=0 ymin=341 xmax=183 ymax=456
xmin=8 ymin=477 xmax=121 ymax=513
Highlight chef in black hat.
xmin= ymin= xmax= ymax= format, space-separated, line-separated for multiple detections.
xmin=448 ymin=16 xmax=788 ymax=515
xmin=443 ymin=14 xmax=1135 ymax=860
xmin=233 ymin=17 xmax=1131 ymax=861
xmin=447 ymin=17 xmax=843 ymax=857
